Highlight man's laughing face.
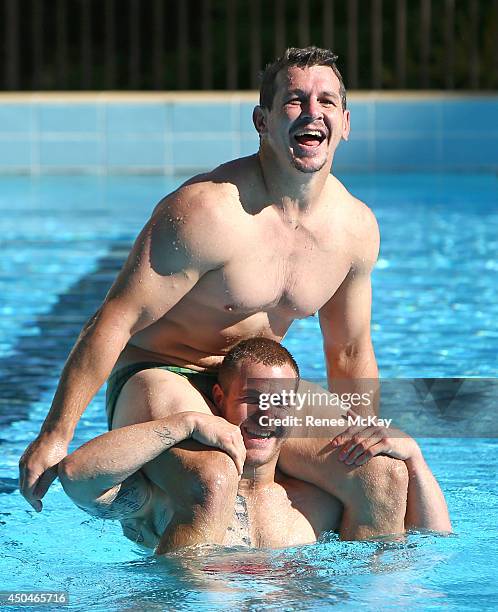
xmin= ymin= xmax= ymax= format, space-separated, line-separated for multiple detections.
xmin=214 ymin=360 xmax=297 ymax=468
xmin=257 ymin=64 xmax=350 ymax=174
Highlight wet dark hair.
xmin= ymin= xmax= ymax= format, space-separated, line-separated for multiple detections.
xmin=259 ymin=46 xmax=347 ymax=111
xmin=218 ymin=337 xmax=300 ymax=391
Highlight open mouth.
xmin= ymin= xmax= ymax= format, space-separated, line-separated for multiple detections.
xmin=241 ymin=423 xmax=277 ymax=445
xmin=293 ymin=128 xmax=327 ymax=148
xmin=243 ymin=425 xmax=276 ymax=439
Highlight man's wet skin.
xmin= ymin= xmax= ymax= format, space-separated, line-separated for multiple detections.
xmin=113 ymin=64 xmax=369 ymax=376
xmin=33 ymin=47 xmax=450 ymax=547
xmin=188 ymin=360 xmax=342 ymax=550
xmin=57 ymin=347 xmax=450 ymax=552
xmin=21 ymin=55 xmax=390 ymax=537
xmin=121 ymin=360 xmax=343 ymax=553
xmin=104 ymin=67 xmax=377 ymax=523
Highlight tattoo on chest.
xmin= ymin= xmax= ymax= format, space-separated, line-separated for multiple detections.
xmin=152 ymin=425 xmax=177 ymax=448
xmin=232 ymin=494 xmax=251 ymax=547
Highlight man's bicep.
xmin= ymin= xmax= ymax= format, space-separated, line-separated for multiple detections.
xmin=319 ymin=267 xmax=373 ymax=352
xmin=75 ymin=472 xmax=153 ymax=520
xmin=319 ymin=203 xmax=379 ymax=352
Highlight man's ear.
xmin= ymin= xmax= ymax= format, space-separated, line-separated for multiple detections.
xmin=211 ymin=383 xmax=225 ymax=412
xmin=342 ymin=109 xmax=351 ymax=142
xmin=253 ymin=105 xmax=268 ymax=136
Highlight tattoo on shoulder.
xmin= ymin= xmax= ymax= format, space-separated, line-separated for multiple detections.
xmin=152 ymin=425 xmax=177 ymax=448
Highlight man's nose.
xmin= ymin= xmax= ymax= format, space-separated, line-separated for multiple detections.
xmin=301 ymin=98 xmax=323 ymax=121
xmin=246 ymin=405 xmax=271 ymax=424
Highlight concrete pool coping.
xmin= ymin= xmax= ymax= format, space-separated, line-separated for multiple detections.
xmin=1 ymin=91 xmax=498 ymax=102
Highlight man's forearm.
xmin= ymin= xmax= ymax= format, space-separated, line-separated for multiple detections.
xmin=58 ymin=412 xmax=195 ymax=495
xmin=41 ymin=310 xmax=130 ymax=439
xmin=326 ymin=343 xmax=379 ymax=416
xmin=405 ymin=452 xmax=452 ymax=532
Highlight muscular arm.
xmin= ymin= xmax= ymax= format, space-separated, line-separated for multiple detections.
xmin=20 ymin=185 xmax=232 ymax=509
xmin=58 ymin=413 xmax=194 ymax=519
xmin=58 ymin=410 xmax=246 ymax=520
xmin=44 ymin=192 xmax=227 ymax=439
xmin=319 ymin=204 xmax=380 ymax=416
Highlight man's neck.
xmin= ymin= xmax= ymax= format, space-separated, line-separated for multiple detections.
xmin=257 ymin=148 xmax=332 ymax=215
xmin=237 ymin=455 xmax=279 ymax=495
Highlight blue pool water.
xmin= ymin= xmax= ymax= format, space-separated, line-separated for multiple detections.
xmin=1 ymin=174 xmax=497 ymax=610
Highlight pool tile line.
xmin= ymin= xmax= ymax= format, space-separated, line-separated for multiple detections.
xmin=0 ymin=96 xmax=496 ymax=173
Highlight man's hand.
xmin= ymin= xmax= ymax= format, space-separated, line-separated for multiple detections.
xmin=19 ymin=433 xmax=69 ymax=511
xmin=189 ymin=413 xmax=246 ymax=476
xmin=330 ymin=410 xmax=420 ymax=466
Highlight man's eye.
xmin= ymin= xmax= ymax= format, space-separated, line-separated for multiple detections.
xmin=321 ymin=99 xmax=335 ymax=106
xmin=286 ymin=99 xmax=301 ymax=105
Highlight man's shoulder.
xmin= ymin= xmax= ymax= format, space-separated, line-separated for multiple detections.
xmin=119 ymin=479 xmax=171 ymax=548
xmin=154 ymin=157 xmax=258 ymax=229
xmin=149 ymin=164 xmax=253 ymax=266
xmin=328 ymin=175 xmax=378 ymax=229
xmin=154 ymin=177 xmax=237 ymax=224
xmin=276 ymin=469 xmax=333 ymax=503
xmin=275 ymin=470 xmax=341 ymax=531
xmin=327 ymin=175 xmax=380 ymax=267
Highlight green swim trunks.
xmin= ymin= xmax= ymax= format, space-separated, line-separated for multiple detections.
xmin=105 ymin=362 xmax=218 ymax=430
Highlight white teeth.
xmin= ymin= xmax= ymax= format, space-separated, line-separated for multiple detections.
xmin=246 ymin=428 xmax=273 ymax=438
xmin=294 ymin=130 xmax=324 ymax=138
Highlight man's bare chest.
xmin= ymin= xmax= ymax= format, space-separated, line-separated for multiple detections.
xmin=223 ymin=489 xmax=323 ymax=548
xmin=195 ymin=227 xmax=351 ymax=319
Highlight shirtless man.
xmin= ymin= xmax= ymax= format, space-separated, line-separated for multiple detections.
xmin=21 ymin=47 xmax=407 ymax=537
xmin=58 ymin=339 xmax=451 ymax=552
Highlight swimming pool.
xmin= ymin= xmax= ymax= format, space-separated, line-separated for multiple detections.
xmin=1 ymin=173 xmax=497 ymax=610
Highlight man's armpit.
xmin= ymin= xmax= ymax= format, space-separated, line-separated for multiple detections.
xmin=78 ymin=472 xmax=153 ymax=520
